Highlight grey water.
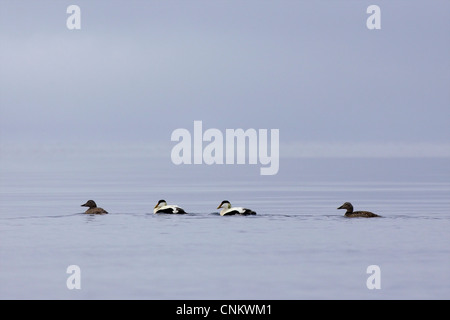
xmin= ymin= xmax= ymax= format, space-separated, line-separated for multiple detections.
xmin=0 ymin=144 xmax=449 ymax=299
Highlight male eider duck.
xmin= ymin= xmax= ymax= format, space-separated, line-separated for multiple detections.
xmin=81 ymin=200 xmax=108 ymax=214
xmin=154 ymin=199 xmax=186 ymax=214
xmin=217 ymin=200 xmax=256 ymax=216
xmin=337 ymin=202 xmax=380 ymax=218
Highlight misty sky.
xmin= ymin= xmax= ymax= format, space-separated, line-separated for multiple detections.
xmin=0 ymin=0 xmax=449 ymax=151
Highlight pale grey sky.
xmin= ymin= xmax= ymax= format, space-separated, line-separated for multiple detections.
xmin=1 ymin=0 xmax=449 ymax=148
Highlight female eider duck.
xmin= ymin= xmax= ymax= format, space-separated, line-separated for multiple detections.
xmin=337 ymin=202 xmax=380 ymax=218
xmin=217 ymin=200 xmax=256 ymax=216
xmin=154 ymin=199 xmax=187 ymax=214
xmin=81 ymin=200 xmax=108 ymax=214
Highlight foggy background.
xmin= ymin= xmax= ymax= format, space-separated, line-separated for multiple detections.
xmin=0 ymin=0 xmax=449 ymax=157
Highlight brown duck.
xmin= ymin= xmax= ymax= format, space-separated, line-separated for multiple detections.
xmin=337 ymin=202 xmax=380 ymax=218
xmin=81 ymin=200 xmax=108 ymax=214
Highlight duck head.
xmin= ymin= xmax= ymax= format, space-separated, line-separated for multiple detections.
xmin=217 ymin=200 xmax=232 ymax=209
xmin=81 ymin=200 xmax=97 ymax=208
xmin=337 ymin=202 xmax=353 ymax=212
xmin=155 ymin=199 xmax=167 ymax=209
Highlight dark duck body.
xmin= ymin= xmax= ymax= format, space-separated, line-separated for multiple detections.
xmin=337 ymin=202 xmax=380 ymax=218
xmin=81 ymin=200 xmax=108 ymax=214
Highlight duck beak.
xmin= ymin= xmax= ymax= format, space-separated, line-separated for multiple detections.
xmin=216 ymin=205 xmax=221 ymax=209
xmin=81 ymin=203 xmax=87 ymax=207
xmin=337 ymin=205 xmax=344 ymax=209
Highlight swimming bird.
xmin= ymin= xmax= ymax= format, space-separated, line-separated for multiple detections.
xmin=337 ymin=202 xmax=380 ymax=218
xmin=81 ymin=200 xmax=108 ymax=214
xmin=154 ymin=199 xmax=187 ymax=214
xmin=217 ymin=200 xmax=256 ymax=216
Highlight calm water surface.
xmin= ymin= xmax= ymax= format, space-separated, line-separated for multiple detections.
xmin=1 ymin=145 xmax=449 ymax=299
